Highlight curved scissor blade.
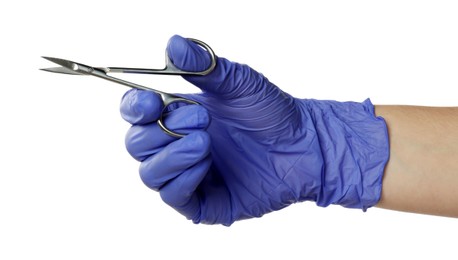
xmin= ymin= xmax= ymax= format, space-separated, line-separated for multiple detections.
xmin=40 ymin=66 xmax=84 ymax=75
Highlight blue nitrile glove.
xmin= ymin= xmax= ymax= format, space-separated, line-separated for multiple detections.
xmin=120 ymin=35 xmax=389 ymax=225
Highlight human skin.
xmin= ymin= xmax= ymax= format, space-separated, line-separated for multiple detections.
xmin=374 ymin=105 xmax=458 ymax=218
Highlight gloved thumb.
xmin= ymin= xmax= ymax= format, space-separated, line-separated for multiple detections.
xmin=167 ymin=35 xmax=266 ymax=99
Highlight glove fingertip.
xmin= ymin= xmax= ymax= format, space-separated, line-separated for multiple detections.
xmin=120 ymin=89 xmax=163 ymax=125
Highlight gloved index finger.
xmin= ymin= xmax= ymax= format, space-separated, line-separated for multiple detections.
xmin=120 ymin=89 xmax=164 ymax=125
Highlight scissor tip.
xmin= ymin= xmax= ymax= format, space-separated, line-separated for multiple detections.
xmin=41 ymin=56 xmax=60 ymax=63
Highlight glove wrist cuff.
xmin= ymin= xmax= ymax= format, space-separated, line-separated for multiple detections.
xmin=286 ymin=98 xmax=390 ymax=210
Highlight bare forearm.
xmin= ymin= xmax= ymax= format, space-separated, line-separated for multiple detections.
xmin=374 ymin=105 xmax=458 ymax=217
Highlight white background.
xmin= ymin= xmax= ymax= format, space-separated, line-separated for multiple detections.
xmin=1 ymin=0 xmax=457 ymax=259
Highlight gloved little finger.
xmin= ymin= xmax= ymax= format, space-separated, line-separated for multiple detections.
xmin=139 ymin=131 xmax=211 ymax=191
xmin=120 ymin=89 xmax=163 ymax=125
xmin=126 ymin=104 xmax=210 ymax=161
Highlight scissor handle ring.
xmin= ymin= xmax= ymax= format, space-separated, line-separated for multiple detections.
xmin=158 ymin=98 xmax=201 ymax=138
xmin=163 ymin=38 xmax=217 ymax=76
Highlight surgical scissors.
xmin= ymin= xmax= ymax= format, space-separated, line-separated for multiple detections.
xmin=41 ymin=38 xmax=217 ymax=138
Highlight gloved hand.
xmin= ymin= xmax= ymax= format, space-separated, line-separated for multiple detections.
xmin=120 ymin=35 xmax=389 ymax=225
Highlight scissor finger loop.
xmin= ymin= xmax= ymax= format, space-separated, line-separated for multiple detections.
xmin=158 ymin=98 xmax=200 ymax=138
